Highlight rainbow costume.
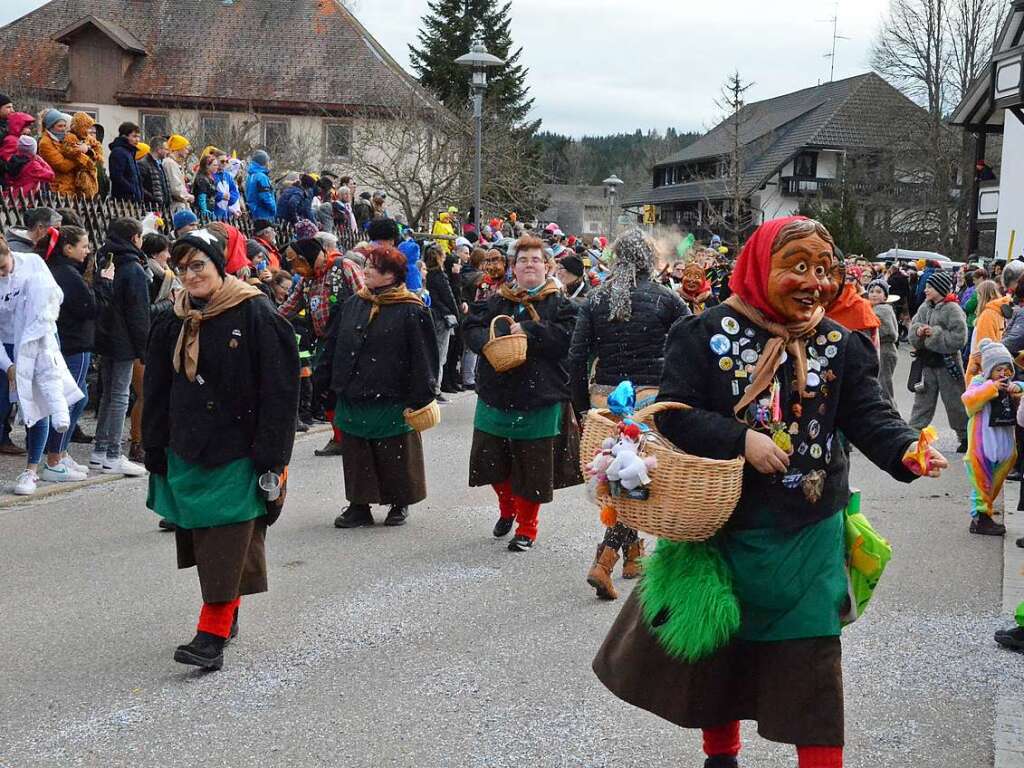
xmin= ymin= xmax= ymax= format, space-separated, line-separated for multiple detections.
xmin=961 ymin=375 xmax=1019 ymax=518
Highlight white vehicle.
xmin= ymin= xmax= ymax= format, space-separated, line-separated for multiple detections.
xmin=875 ymin=248 xmax=957 ymax=267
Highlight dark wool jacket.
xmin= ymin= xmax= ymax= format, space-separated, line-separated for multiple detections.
xmin=426 ymin=267 xmax=459 ymax=324
xmin=142 ymin=295 xmax=299 ymax=474
xmin=94 ymin=237 xmax=151 ymax=361
xmin=315 ymin=293 xmax=439 ymax=410
xmin=138 ymin=153 xmax=170 ymax=207
xmin=464 ymin=290 xmax=578 ymax=411
xmin=48 ymin=253 xmax=109 ymax=356
xmin=655 ymin=303 xmax=918 ymax=532
xmin=568 ymin=277 xmax=689 ymax=413
xmin=107 ymin=136 xmax=143 ymax=201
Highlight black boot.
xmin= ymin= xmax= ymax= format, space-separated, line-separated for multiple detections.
xmin=994 ymin=625 xmax=1024 ymax=652
xmin=70 ymin=424 xmax=93 ymax=444
xmin=492 ymin=516 xmax=514 ymax=538
xmin=334 ymin=504 xmax=374 ymax=528
xmin=704 ymin=757 xmax=739 ymax=768
xmin=295 ymin=417 xmax=309 ymax=433
xmin=158 ymin=518 xmax=176 ymax=532
xmin=315 ymin=438 xmax=344 ymax=457
xmin=970 ymin=515 xmax=1006 ymax=536
xmin=384 ymin=505 xmax=409 ymax=526
xmin=174 ymin=631 xmax=226 ymax=670
xmin=956 ymin=439 xmax=968 ymax=454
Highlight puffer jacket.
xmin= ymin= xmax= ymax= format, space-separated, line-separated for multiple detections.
xmin=0 ymin=112 xmax=35 ymax=161
xmin=568 ymin=277 xmax=689 ymax=413
xmin=93 ymin=237 xmax=151 ymax=361
xmin=909 ymin=297 xmax=968 ymax=366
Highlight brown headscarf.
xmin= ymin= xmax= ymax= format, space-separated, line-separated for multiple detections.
xmin=724 ymin=295 xmax=825 ymax=419
xmin=497 ymin=279 xmax=561 ymax=321
xmin=356 ymin=284 xmax=424 ymax=323
xmin=173 ymin=275 xmax=263 ymax=382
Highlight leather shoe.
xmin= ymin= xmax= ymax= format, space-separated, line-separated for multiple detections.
xmin=334 ymin=504 xmax=373 ymax=528
xmin=384 ymin=505 xmax=409 ymax=526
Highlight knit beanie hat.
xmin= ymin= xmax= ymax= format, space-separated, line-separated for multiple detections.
xmin=166 ymin=134 xmax=190 ymax=152
xmin=16 ymin=135 xmax=37 ymax=156
xmin=979 ymin=339 xmax=1014 ymax=378
xmin=287 ymin=238 xmax=323 ymax=267
xmin=0 ymin=93 xmax=11 ymax=109
xmin=560 ymin=254 xmax=585 ymax=277
xmin=252 ymin=218 xmax=275 ymax=235
xmin=251 ymin=149 xmax=270 ymax=166
xmin=43 ymin=109 xmax=71 ymax=129
xmin=866 ymin=279 xmax=889 ymax=297
xmin=926 ymin=270 xmax=953 ymax=297
xmin=172 ymin=210 xmax=198 ymax=231
xmin=135 ymin=142 xmax=151 ymax=161
xmin=176 ymin=228 xmax=226 ymax=275
xmin=293 ymin=218 xmax=319 ymax=240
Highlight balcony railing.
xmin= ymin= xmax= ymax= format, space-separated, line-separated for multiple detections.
xmin=780 ymin=176 xmax=928 ymax=201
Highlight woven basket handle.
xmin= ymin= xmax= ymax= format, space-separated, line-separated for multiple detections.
xmin=634 ymin=401 xmax=692 ymax=423
xmin=489 ymin=314 xmax=516 ymax=341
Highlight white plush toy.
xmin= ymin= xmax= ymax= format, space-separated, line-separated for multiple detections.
xmin=605 ymin=423 xmax=657 ymax=491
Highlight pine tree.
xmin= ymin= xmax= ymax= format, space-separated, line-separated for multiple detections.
xmin=409 ymin=0 xmax=535 ymax=126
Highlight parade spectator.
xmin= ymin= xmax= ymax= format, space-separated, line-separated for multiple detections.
xmin=3 ymin=136 xmax=54 ymax=195
xmin=278 ymin=174 xmax=316 ymax=224
xmin=213 ymin=150 xmax=240 ymax=220
xmin=138 ymin=135 xmax=171 ymax=208
xmin=4 ymin=206 xmax=60 ymax=256
xmin=62 ymin=112 xmax=102 ymax=198
xmin=0 ymin=94 xmax=12 ymax=140
xmin=967 ymin=261 xmax=1024 ymax=379
xmin=91 ymin=217 xmax=150 ymax=476
xmin=0 ymin=112 xmax=36 ymax=161
xmin=108 ymin=122 xmax=144 ymax=201
xmin=593 ymin=216 xmax=947 ymax=768
xmin=556 ymin=254 xmax=589 ymax=303
xmin=41 ymin=225 xmax=108 ymax=483
xmin=252 ymin=219 xmax=282 ymax=271
xmin=868 ymin=279 xmax=900 ymax=409
xmin=37 ymin=110 xmax=91 ymax=197
xmin=371 ymin=190 xmax=389 ymax=220
xmin=314 ymin=176 xmax=336 ymax=234
xmin=172 ymin=209 xmax=199 ymax=238
xmin=464 ymin=235 xmax=582 ymax=551
xmin=432 ymin=211 xmax=455 ymax=255
xmin=424 ymin=243 xmax=459 ymax=402
xmin=569 ymin=229 xmax=688 ymax=595
xmin=909 ymin=270 xmax=969 ymax=453
xmin=191 ymin=153 xmax=219 ymax=217
xmin=163 ymin=135 xmax=194 ymax=214
xmin=0 ymin=236 xmax=84 ymax=495
xmin=332 ymin=186 xmax=359 ymax=249
xmin=352 ymin=191 xmax=373 ymax=230
xmin=144 ymin=229 xmax=299 ymax=671
xmin=316 ymin=244 xmax=438 ymax=528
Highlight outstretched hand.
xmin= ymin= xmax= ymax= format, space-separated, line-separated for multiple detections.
xmin=904 ymin=444 xmax=948 ymax=478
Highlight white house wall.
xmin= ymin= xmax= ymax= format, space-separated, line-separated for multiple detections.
xmin=996 ymin=111 xmax=1024 ymax=260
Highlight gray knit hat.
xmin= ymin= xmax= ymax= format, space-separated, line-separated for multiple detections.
xmin=979 ymin=339 xmax=1014 ymax=378
xmin=926 ymin=270 xmax=953 ymax=297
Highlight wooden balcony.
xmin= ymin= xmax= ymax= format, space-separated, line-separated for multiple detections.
xmin=780 ymin=176 xmax=928 ymax=202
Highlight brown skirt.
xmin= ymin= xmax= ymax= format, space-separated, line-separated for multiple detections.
xmin=592 ymin=592 xmax=844 ymax=746
xmin=468 ymin=403 xmax=583 ymax=503
xmin=341 ymin=431 xmax=427 ymax=506
xmin=175 ymin=518 xmax=268 ymax=604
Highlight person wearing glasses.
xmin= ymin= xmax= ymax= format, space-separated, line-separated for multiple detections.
xmin=143 ymin=228 xmax=299 ymax=671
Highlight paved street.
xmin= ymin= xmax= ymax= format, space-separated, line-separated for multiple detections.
xmin=0 ymin=350 xmax=1021 ymax=768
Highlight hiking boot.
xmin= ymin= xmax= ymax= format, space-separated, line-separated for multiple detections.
xmin=384 ymin=505 xmax=409 ymax=526
xmin=0 ymin=440 xmax=25 ymax=456
xmin=621 ymin=539 xmax=646 ymax=580
xmin=970 ymin=515 xmax=1006 ymax=536
xmin=704 ymin=757 xmax=739 ymax=768
xmin=586 ymin=544 xmax=619 ymax=600
xmin=173 ymin=631 xmax=225 ymax=670
xmin=334 ymin=504 xmax=373 ymax=528
xmin=492 ymin=516 xmax=514 ymax=538
xmin=128 ymin=441 xmax=145 ymax=464
xmin=994 ymin=625 xmax=1024 ymax=652
xmin=69 ymin=425 xmax=93 ymax=444
xmin=508 ymin=534 xmax=533 ymax=552
xmin=315 ymin=438 xmax=343 ymax=457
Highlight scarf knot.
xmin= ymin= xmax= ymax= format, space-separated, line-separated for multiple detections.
xmin=357 ymin=284 xmax=423 ymax=323
xmin=172 ymin=276 xmax=263 ymax=382
xmin=497 ymin=279 xmax=560 ymax=321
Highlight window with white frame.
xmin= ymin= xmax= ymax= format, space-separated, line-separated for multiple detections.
xmin=262 ymin=119 xmax=289 ymax=150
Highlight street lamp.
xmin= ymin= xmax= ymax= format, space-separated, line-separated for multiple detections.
xmin=603 ymin=174 xmax=624 ymax=238
xmin=456 ymin=39 xmax=505 ymax=236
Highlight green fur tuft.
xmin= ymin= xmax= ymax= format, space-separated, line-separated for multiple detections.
xmin=637 ymin=539 xmax=741 ymax=662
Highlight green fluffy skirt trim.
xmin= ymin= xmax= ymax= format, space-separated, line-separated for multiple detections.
xmin=637 ymin=539 xmax=741 ymax=662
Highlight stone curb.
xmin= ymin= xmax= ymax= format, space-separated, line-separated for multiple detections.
xmin=997 ymin=508 xmax=1024 ymax=768
xmin=0 ymin=423 xmax=333 ymax=511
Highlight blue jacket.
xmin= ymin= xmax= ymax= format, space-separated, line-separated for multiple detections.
xmin=213 ymin=170 xmax=240 ymax=220
xmin=108 ymin=136 xmax=143 ymax=202
xmin=277 ymin=185 xmax=314 ymax=224
xmin=399 ymin=238 xmax=423 ymax=292
xmin=245 ymin=162 xmax=277 ymax=220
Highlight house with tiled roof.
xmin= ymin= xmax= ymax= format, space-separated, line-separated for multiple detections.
xmin=0 ymin=0 xmax=440 ymax=170
xmin=625 ymin=73 xmax=934 ymax=236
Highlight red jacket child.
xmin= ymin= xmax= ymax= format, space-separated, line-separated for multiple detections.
xmin=5 ymin=135 xmax=55 ymax=194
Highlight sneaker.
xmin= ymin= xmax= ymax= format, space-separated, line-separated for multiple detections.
xmin=508 ymin=534 xmax=534 ymax=552
xmin=0 ymin=440 xmax=25 ymax=456
xmin=970 ymin=515 xmax=1006 ymax=536
xmin=12 ymin=470 xmax=38 ymax=496
xmin=384 ymin=505 xmax=409 ymax=526
xmin=61 ymin=455 xmax=89 ymax=475
xmin=88 ymin=450 xmax=106 ymax=468
xmin=173 ymin=631 xmax=225 ymax=671
xmin=334 ymin=504 xmax=374 ymax=528
xmin=994 ymin=625 xmax=1024 ymax=652
xmin=101 ymin=455 xmax=148 ymax=477
xmin=39 ymin=462 xmax=87 ymax=483
xmin=493 ymin=516 xmax=514 ymax=538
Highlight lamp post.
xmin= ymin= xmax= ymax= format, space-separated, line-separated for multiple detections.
xmin=456 ymin=39 xmax=505 ymax=235
xmin=603 ymin=174 xmax=624 ymax=239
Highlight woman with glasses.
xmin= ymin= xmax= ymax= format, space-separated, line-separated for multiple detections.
xmin=143 ymin=228 xmax=299 ymax=671
xmin=463 ymin=235 xmax=582 ymax=552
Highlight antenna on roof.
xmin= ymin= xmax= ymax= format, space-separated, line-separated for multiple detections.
xmin=818 ymin=1 xmax=851 ymax=82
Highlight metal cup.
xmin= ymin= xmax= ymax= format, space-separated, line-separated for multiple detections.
xmin=258 ymin=471 xmax=281 ymax=502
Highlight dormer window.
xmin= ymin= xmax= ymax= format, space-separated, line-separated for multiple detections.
xmin=793 ymin=152 xmax=818 ymax=178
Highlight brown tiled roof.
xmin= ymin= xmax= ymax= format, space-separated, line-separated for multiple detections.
xmin=0 ymin=0 xmax=438 ymax=114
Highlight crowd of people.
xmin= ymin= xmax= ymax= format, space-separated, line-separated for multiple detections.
xmin=1 ymin=85 xmax=1021 ymax=767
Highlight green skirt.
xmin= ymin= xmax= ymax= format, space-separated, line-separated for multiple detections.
xmin=146 ymin=450 xmax=264 ymax=530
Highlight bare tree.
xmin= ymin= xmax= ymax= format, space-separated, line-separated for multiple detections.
xmin=947 ymin=0 xmax=1006 ymax=105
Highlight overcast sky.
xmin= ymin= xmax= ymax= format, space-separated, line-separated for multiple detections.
xmin=1 ymin=0 xmax=894 ymax=137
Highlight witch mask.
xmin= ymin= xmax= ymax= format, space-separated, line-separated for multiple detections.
xmin=765 ymin=227 xmax=834 ymax=324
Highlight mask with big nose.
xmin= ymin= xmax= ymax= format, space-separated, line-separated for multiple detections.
xmin=765 ymin=233 xmax=834 ymax=323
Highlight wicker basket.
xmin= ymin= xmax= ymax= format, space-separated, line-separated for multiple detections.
xmin=580 ymin=402 xmax=745 ymax=542
xmin=482 ymin=314 xmax=528 ymax=372
xmin=404 ymin=400 xmax=441 ymax=432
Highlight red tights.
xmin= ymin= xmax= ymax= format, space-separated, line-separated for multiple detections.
xmin=491 ymin=481 xmax=541 ymax=541
xmin=702 ymin=722 xmax=842 ymax=767
xmin=325 ymin=409 xmax=342 ymax=444
xmin=197 ymin=597 xmax=240 ymax=639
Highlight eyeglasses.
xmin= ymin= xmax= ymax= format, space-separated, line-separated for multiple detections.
xmin=182 ymin=258 xmax=211 ymax=275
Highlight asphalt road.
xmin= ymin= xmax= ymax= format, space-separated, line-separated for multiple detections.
xmin=0 ymin=350 xmax=1020 ymax=768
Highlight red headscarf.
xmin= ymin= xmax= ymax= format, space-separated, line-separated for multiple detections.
xmin=220 ymin=223 xmax=252 ymax=275
xmin=728 ymin=215 xmax=807 ymax=323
